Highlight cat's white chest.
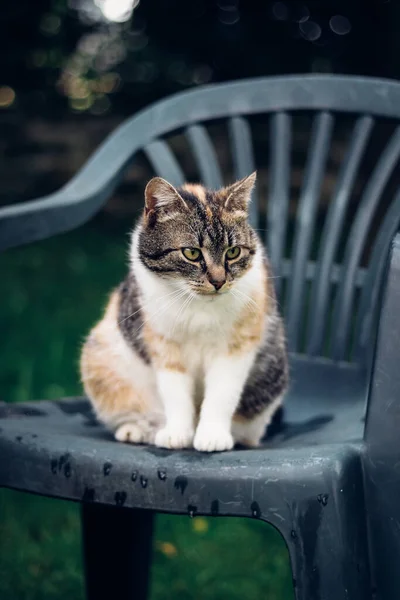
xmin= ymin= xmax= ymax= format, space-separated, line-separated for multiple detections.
xmin=165 ymin=294 xmax=236 ymax=342
xmin=150 ymin=292 xmax=237 ymax=371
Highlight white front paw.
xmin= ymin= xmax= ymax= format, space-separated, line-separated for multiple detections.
xmin=194 ymin=425 xmax=234 ymax=452
xmin=155 ymin=426 xmax=194 ymax=449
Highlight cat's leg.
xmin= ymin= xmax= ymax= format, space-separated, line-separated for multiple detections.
xmin=143 ymin=326 xmax=195 ymax=449
xmin=194 ymin=351 xmax=257 ymax=452
xmin=232 ymin=335 xmax=288 ymax=447
xmin=231 ymin=394 xmax=284 ymax=447
xmin=83 ymin=365 xmax=162 ymax=444
xmin=81 ymin=328 xmax=162 ymax=445
xmin=154 ymin=370 xmax=195 ymax=449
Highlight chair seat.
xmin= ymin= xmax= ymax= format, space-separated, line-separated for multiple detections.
xmin=270 ymin=354 xmax=367 ymax=448
xmin=0 ymin=355 xmax=367 ymax=514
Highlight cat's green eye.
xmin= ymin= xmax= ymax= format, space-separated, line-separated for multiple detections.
xmin=182 ymin=248 xmax=201 ymax=261
xmin=226 ymin=246 xmax=241 ymax=260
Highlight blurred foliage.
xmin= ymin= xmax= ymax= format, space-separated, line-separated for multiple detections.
xmin=0 ymin=488 xmax=293 ymax=600
xmin=1 ymin=0 xmax=399 ymax=120
xmin=1 ymin=0 xmax=399 ymax=209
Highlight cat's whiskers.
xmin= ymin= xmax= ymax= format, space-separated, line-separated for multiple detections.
xmin=230 ymin=289 xmax=260 ymax=321
xmin=117 ymin=286 xmax=185 ymax=325
xmin=236 ymin=280 xmax=278 ymax=309
xmin=168 ymin=291 xmax=196 ymax=339
xmin=133 ymin=288 xmax=189 ymax=336
xmin=231 ymin=287 xmax=259 ymax=310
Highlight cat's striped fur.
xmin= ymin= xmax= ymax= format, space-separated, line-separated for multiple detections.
xmin=80 ymin=173 xmax=288 ymax=451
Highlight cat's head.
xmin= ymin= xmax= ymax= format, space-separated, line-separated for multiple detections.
xmin=136 ymin=173 xmax=258 ymax=295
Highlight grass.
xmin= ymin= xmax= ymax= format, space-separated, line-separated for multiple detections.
xmin=0 ymin=215 xmax=293 ymax=600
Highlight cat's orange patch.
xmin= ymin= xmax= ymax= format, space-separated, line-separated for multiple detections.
xmin=221 ymin=208 xmax=247 ymax=225
xmin=142 ymin=324 xmax=185 ymax=372
xmin=182 ymin=183 xmax=206 ymax=203
xmin=182 ymin=183 xmax=215 ymax=218
xmin=232 ymin=413 xmax=249 ymax=424
xmin=228 ymin=272 xmax=268 ymax=355
xmin=81 ymin=357 xmax=146 ymax=415
xmin=80 ymin=290 xmax=148 ymax=416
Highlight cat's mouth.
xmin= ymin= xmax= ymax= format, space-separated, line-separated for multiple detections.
xmin=193 ymin=288 xmax=229 ymax=297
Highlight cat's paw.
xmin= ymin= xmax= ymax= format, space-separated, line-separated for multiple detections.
xmin=155 ymin=426 xmax=194 ymax=449
xmin=115 ymin=423 xmax=144 ymax=444
xmin=194 ymin=425 xmax=234 ymax=452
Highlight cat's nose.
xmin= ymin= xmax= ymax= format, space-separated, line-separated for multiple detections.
xmin=209 ymin=278 xmax=225 ymax=291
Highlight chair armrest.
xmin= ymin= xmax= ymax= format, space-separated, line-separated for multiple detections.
xmin=0 ymin=104 xmax=153 ymax=251
xmin=365 ymin=232 xmax=400 ymax=446
xmin=0 ymin=188 xmax=103 ymax=252
xmin=0 ymin=149 xmax=128 ymax=252
xmin=0 ymin=80 xmax=217 ymax=252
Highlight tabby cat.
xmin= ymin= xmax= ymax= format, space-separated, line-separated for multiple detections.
xmin=80 ymin=173 xmax=288 ymax=452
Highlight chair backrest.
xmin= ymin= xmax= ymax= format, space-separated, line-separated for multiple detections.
xmin=2 ymin=75 xmax=400 ymax=366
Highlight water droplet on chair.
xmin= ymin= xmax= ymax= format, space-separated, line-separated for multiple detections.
xmin=158 ymin=469 xmax=167 ymax=481
xmin=103 ymin=462 xmax=112 ymax=476
xmin=317 ymin=493 xmax=329 ymax=506
xmin=250 ymin=501 xmax=261 ymax=518
xmin=174 ymin=476 xmax=188 ymax=494
xmin=115 ymin=491 xmax=127 ymax=507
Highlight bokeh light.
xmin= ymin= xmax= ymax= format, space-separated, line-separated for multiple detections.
xmin=0 ymin=86 xmax=16 ymax=108
xmin=40 ymin=13 xmax=61 ymax=36
xmin=272 ymin=2 xmax=289 ymax=22
xmin=300 ymin=20 xmax=322 ymax=42
xmin=292 ymin=4 xmax=310 ymax=24
xmin=95 ymin=0 xmax=139 ymax=23
xmin=329 ymin=15 xmax=351 ymax=36
xmin=218 ymin=8 xmax=240 ymax=25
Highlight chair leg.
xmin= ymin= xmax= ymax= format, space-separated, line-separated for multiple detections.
xmin=285 ymin=500 xmax=371 ymax=600
xmin=281 ymin=454 xmax=372 ymax=600
xmin=81 ymin=503 xmax=154 ymax=600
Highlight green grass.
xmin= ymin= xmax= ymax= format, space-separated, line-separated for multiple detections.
xmin=0 ymin=215 xmax=293 ymax=600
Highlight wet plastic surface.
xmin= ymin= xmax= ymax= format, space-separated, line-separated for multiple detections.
xmin=0 ymin=354 xmax=370 ymax=600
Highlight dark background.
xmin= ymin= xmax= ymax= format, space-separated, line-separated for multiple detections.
xmin=2 ymin=0 xmax=400 ymax=209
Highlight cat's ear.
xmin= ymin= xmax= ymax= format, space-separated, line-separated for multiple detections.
xmin=144 ymin=177 xmax=188 ymax=224
xmin=224 ymin=172 xmax=256 ymax=214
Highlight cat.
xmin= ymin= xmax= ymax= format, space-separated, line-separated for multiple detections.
xmin=80 ymin=172 xmax=288 ymax=452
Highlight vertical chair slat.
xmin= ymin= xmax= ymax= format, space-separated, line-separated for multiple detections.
xmin=186 ymin=125 xmax=224 ymax=189
xmin=306 ymin=116 xmax=374 ymax=357
xmin=354 ymin=187 xmax=400 ymax=363
xmin=331 ymin=125 xmax=400 ymax=361
xmin=228 ymin=116 xmax=258 ymax=228
xmin=285 ymin=111 xmax=334 ymax=352
xmin=143 ymin=140 xmax=186 ymax=187
xmin=267 ymin=112 xmax=292 ymax=297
